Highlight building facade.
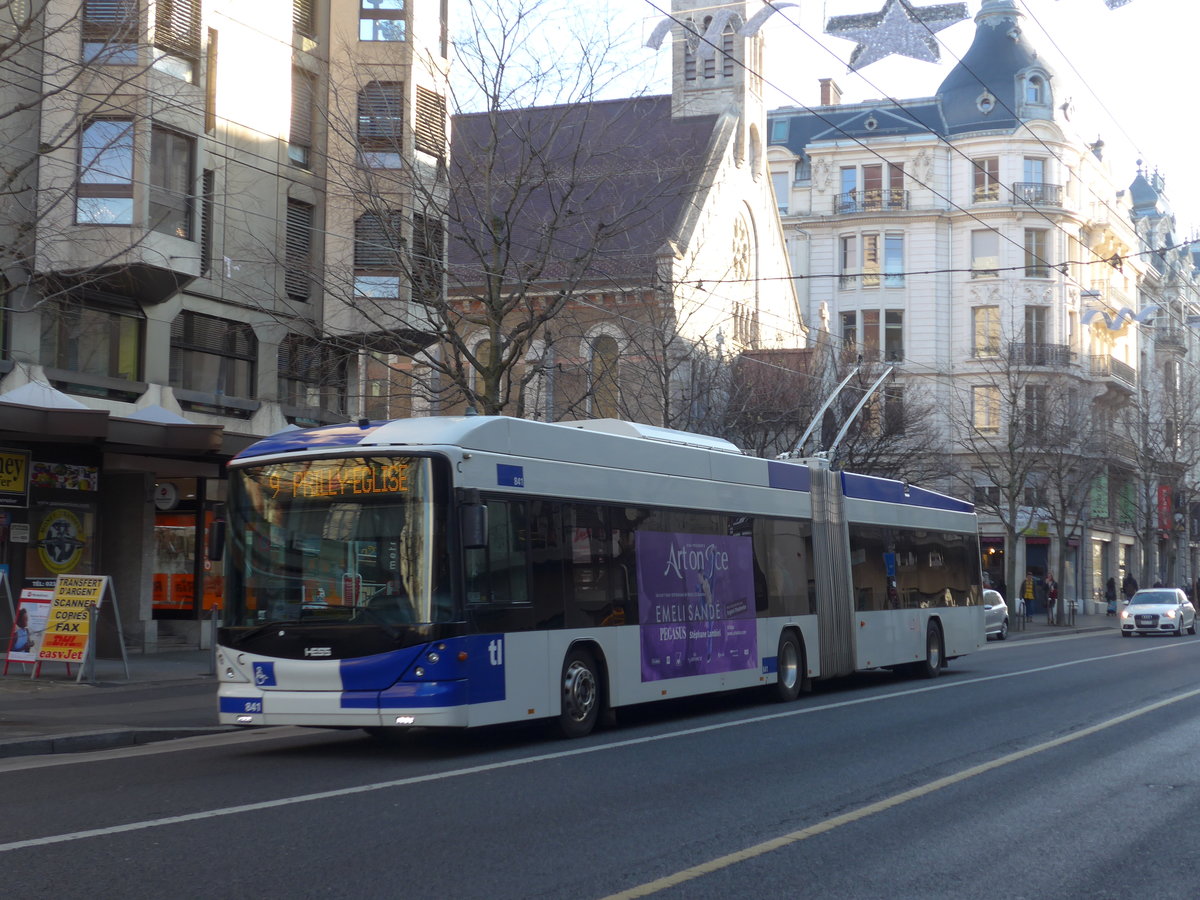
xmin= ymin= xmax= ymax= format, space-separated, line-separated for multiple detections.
xmin=767 ymin=0 xmax=1200 ymax=608
xmin=0 ymin=0 xmax=449 ymax=647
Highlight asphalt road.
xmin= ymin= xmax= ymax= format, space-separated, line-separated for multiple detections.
xmin=3 ymin=630 xmax=1199 ymax=899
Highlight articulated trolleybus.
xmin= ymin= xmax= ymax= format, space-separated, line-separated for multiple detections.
xmin=217 ymin=416 xmax=983 ymax=738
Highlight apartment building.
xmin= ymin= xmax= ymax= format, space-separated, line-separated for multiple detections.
xmin=0 ymin=0 xmax=449 ymax=647
xmin=767 ymin=0 xmax=1200 ymax=604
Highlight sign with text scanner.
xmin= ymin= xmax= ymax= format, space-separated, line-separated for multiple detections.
xmin=37 ymin=575 xmax=108 ymax=664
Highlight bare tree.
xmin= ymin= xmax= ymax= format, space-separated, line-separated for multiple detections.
xmin=297 ymin=0 xmax=710 ymax=421
xmin=1022 ymin=374 xmax=1108 ymax=623
xmin=946 ymin=335 xmax=1059 ymax=616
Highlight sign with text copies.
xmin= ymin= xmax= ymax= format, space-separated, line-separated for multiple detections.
xmin=37 ymin=575 xmax=108 ymax=664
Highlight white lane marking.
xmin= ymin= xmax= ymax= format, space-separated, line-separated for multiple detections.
xmin=602 ymin=684 xmax=1200 ymax=899
xmin=0 ymin=636 xmax=1191 ymax=852
xmin=0 ymin=728 xmax=314 ymax=774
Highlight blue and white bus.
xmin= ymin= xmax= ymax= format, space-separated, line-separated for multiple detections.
xmin=216 ymin=416 xmax=983 ymax=738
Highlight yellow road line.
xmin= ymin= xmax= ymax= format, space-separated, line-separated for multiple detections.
xmin=602 ymin=685 xmax=1200 ymax=899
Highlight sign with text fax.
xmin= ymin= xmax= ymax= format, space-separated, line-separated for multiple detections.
xmin=37 ymin=575 xmax=108 ymax=663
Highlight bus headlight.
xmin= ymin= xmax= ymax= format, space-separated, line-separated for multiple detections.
xmin=426 ymin=651 xmax=440 ymax=664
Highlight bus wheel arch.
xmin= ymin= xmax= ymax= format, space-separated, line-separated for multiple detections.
xmin=556 ymin=642 xmax=607 ymax=738
xmin=773 ymin=628 xmax=808 ymax=702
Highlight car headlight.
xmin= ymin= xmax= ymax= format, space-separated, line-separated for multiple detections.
xmin=1164 ymin=609 xmax=1176 ymax=618
xmin=1120 ymin=609 xmax=1130 ymax=619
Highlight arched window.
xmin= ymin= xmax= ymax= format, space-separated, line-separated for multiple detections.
xmin=589 ymin=335 xmax=619 ymax=418
xmin=1025 ymin=75 xmax=1044 ymax=105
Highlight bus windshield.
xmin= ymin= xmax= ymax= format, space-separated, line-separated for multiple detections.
xmin=225 ymin=455 xmax=452 ymax=627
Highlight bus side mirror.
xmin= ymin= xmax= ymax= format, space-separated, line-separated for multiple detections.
xmin=209 ymin=519 xmax=226 ymax=562
xmin=460 ymin=489 xmax=488 ymax=549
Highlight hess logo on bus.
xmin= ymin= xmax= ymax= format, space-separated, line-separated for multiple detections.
xmin=304 ymin=647 xmax=332 ymax=657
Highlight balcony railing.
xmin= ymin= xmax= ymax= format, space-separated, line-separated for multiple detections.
xmin=1011 ymin=182 xmax=1063 ymax=206
xmin=1007 ymin=342 xmax=1074 ymax=367
xmin=1090 ymin=354 xmax=1137 ymax=389
xmin=835 ymin=189 xmax=909 ymax=214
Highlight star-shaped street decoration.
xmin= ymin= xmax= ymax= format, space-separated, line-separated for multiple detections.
xmin=826 ymin=0 xmax=968 ymax=71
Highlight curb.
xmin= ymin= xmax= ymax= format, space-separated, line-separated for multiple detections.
xmin=0 ymin=726 xmax=235 ymax=760
xmin=1007 ymin=624 xmax=1114 ymax=641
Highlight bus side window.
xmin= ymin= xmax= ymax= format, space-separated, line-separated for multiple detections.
xmin=528 ymin=500 xmax=567 ymax=629
xmin=564 ymin=504 xmax=614 ymax=628
xmin=465 ymin=498 xmax=529 ymax=607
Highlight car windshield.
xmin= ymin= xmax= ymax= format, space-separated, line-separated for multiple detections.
xmin=1130 ymin=591 xmax=1177 ymax=605
xmin=224 ymin=455 xmax=453 ymax=627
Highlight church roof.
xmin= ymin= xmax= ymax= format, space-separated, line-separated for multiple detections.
xmin=449 ymin=95 xmax=719 ymax=285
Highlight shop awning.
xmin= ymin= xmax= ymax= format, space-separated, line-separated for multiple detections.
xmin=0 ymin=382 xmax=256 ymax=458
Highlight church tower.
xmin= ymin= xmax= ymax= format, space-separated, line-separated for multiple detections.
xmin=669 ymin=1 xmax=767 ymax=123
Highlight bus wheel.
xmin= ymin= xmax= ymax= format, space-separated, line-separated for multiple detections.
xmin=558 ymin=648 xmax=601 ymax=738
xmin=774 ymin=631 xmax=804 ymax=702
xmin=919 ymin=622 xmax=944 ymax=678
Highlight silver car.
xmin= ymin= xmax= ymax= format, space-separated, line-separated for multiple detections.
xmin=983 ymin=589 xmax=1009 ymax=640
xmin=1120 ymin=588 xmax=1196 ymax=637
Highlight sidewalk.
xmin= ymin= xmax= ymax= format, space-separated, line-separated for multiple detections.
xmin=0 ymin=648 xmax=227 ymax=760
xmin=1006 ymin=608 xmax=1119 ymax=641
xmin=0 ymin=611 xmax=1120 ymax=761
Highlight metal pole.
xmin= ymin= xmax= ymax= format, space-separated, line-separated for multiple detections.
xmin=207 ymin=605 xmax=218 ymax=677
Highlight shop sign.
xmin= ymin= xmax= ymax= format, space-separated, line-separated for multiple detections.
xmin=30 ymin=461 xmax=99 ymax=492
xmin=37 ymin=575 xmax=108 ymax=664
xmin=0 ymin=449 xmax=31 ymax=508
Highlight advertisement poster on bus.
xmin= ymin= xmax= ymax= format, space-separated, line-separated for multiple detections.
xmin=637 ymin=532 xmax=758 ymax=682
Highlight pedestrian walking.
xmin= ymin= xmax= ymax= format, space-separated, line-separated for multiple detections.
xmin=1044 ymin=574 xmax=1058 ymax=624
xmin=1105 ymin=577 xmax=1118 ymax=616
xmin=1122 ymin=572 xmax=1138 ymax=602
xmin=1021 ymin=571 xmax=1037 ymax=619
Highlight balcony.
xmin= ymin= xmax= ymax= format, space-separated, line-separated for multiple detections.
xmin=1090 ymin=354 xmax=1137 ymax=391
xmin=1007 ymin=342 xmax=1074 ymax=367
xmin=1011 ymin=182 xmax=1063 ymax=206
xmin=1153 ymin=328 xmax=1189 ymax=354
xmin=835 ymin=189 xmax=909 ymax=214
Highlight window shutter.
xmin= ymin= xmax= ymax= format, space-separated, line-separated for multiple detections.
xmin=357 ymin=81 xmax=403 ymax=145
xmin=291 ymin=69 xmax=315 ymax=148
xmin=355 ymin=212 xmax=404 ymax=269
xmin=174 ymin=312 xmax=255 ymax=358
xmin=84 ymin=0 xmax=137 ymax=40
xmin=200 ymin=169 xmax=214 ymax=276
xmin=285 ymin=200 xmax=313 ymax=301
xmin=411 ymin=212 xmax=443 ymax=296
xmin=155 ymin=0 xmax=201 ymax=59
xmin=413 ymin=86 xmax=446 ymax=157
xmin=293 ymin=0 xmax=316 ymax=38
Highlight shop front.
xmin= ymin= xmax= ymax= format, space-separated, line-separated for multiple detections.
xmin=0 ymin=388 xmax=256 ymax=652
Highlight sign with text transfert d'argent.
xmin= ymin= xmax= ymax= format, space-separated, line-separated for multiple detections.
xmin=36 ymin=575 xmax=108 ymax=664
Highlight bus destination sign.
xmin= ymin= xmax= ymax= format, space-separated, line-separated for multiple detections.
xmin=267 ymin=459 xmax=412 ymax=499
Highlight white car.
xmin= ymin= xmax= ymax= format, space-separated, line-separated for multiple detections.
xmin=983 ymin=589 xmax=1009 ymax=641
xmin=1120 ymin=588 xmax=1196 ymax=637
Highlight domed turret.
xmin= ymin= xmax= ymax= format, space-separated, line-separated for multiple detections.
xmin=937 ymin=0 xmax=1056 ymax=135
